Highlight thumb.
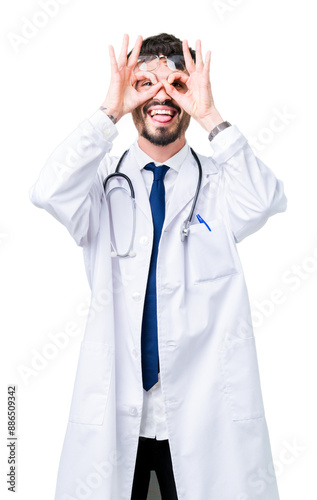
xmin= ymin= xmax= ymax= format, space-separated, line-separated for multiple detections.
xmin=163 ymin=81 xmax=186 ymax=107
xmin=136 ymin=82 xmax=164 ymax=106
xmin=145 ymin=81 xmax=164 ymax=98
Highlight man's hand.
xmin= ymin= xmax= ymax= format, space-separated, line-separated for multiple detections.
xmin=100 ymin=34 xmax=163 ymax=124
xmin=163 ymin=39 xmax=224 ymax=132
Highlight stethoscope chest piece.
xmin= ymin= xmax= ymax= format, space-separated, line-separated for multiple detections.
xmin=181 ymin=220 xmax=190 ymax=242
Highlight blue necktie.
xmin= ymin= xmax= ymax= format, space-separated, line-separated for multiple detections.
xmin=141 ymin=163 xmax=170 ymax=391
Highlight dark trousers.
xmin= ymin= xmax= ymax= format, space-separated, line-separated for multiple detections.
xmin=131 ymin=437 xmax=178 ymax=500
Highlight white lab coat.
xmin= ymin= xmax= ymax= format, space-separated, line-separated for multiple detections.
xmin=29 ymin=110 xmax=287 ymax=500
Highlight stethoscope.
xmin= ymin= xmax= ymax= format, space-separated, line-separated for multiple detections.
xmin=103 ymin=148 xmax=202 ymax=257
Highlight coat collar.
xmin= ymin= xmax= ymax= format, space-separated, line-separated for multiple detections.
xmin=131 ymin=139 xmax=189 ymax=173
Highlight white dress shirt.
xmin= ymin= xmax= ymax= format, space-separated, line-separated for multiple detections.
xmin=130 ymin=139 xmax=190 ymax=441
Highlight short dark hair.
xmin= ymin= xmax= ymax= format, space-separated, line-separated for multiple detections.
xmin=128 ymin=33 xmax=196 ymax=62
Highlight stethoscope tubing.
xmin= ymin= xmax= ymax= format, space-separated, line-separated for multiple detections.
xmin=102 ymin=147 xmax=203 ymax=254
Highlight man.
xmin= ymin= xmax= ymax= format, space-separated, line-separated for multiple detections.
xmin=29 ymin=33 xmax=287 ymax=500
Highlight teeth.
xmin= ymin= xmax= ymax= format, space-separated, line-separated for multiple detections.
xmin=150 ymin=109 xmax=174 ymax=117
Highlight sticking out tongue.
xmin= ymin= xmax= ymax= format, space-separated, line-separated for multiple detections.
xmin=151 ymin=114 xmax=173 ymax=123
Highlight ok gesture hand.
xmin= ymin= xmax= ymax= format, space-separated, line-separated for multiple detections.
xmin=100 ymin=34 xmax=163 ymax=123
xmin=163 ymin=40 xmax=224 ymax=132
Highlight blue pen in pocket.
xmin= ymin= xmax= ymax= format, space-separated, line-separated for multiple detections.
xmin=196 ymin=214 xmax=211 ymax=231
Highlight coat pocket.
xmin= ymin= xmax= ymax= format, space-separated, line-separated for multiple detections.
xmin=68 ymin=341 xmax=114 ymax=426
xmin=187 ymin=218 xmax=239 ymax=283
xmin=186 ymin=219 xmax=238 ymax=284
xmin=218 ymin=336 xmax=265 ymax=421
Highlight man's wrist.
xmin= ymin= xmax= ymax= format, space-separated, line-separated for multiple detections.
xmin=99 ymin=105 xmax=120 ymax=125
xmin=198 ymin=108 xmax=224 ymax=133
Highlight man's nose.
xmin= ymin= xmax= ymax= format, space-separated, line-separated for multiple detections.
xmin=153 ymin=80 xmax=171 ymax=102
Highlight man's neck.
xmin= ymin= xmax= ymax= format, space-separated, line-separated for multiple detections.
xmin=137 ymin=135 xmax=186 ymax=163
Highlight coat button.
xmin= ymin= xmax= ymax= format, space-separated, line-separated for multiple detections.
xmin=132 ymin=292 xmax=141 ymax=302
xmin=129 ymin=407 xmax=138 ymax=416
xmin=166 ymin=341 xmax=176 ymax=350
xmin=103 ymin=128 xmax=110 ymax=136
xmin=140 ymin=235 xmax=149 ymax=245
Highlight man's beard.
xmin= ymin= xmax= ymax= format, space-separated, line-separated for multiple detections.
xmin=132 ymin=100 xmax=191 ymax=146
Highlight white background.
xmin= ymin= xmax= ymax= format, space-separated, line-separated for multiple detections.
xmin=1 ymin=0 xmax=316 ymax=498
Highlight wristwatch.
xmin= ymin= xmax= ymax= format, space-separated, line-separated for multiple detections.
xmin=208 ymin=121 xmax=231 ymax=142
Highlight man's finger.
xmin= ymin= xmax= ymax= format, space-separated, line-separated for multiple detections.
xmin=182 ymin=40 xmax=195 ymax=74
xmin=108 ymin=45 xmax=118 ymax=74
xmin=204 ymin=50 xmax=211 ymax=76
xmin=167 ymin=72 xmax=189 ymax=85
xmin=134 ymin=82 xmax=164 ymax=106
xmin=117 ymin=33 xmax=129 ymax=69
xmin=195 ymin=39 xmax=204 ymax=71
xmin=162 ymin=80 xmax=186 ymax=107
xmin=134 ymin=71 xmax=157 ymax=84
xmin=132 ymin=71 xmax=158 ymax=91
xmin=143 ymin=82 xmax=164 ymax=98
xmin=127 ymin=35 xmax=143 ymax=69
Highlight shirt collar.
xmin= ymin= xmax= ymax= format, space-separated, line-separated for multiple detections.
xmin=131 ymin=139 xmax=190 ymax=172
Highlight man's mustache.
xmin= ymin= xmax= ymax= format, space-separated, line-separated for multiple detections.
xmin=143 ymin=100 xmax=181 ymax=116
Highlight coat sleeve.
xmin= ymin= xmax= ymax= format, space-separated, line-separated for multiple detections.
xmin=208 ymin=125 xmax=287 ymax=242
xmin=29 ymin=110 xmax=118 ymax=247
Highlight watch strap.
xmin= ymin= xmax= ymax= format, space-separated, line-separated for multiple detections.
xmin=208 ymin=121 xmax=232 ymax=141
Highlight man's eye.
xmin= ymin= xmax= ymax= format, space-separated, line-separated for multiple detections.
xmin=171 ymin=80 xmax=187 ymax=93
xmin=136 ymin=80 xmax=153 ymax=92
xmin=171 ymin=81 xmax=187 ymax=91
